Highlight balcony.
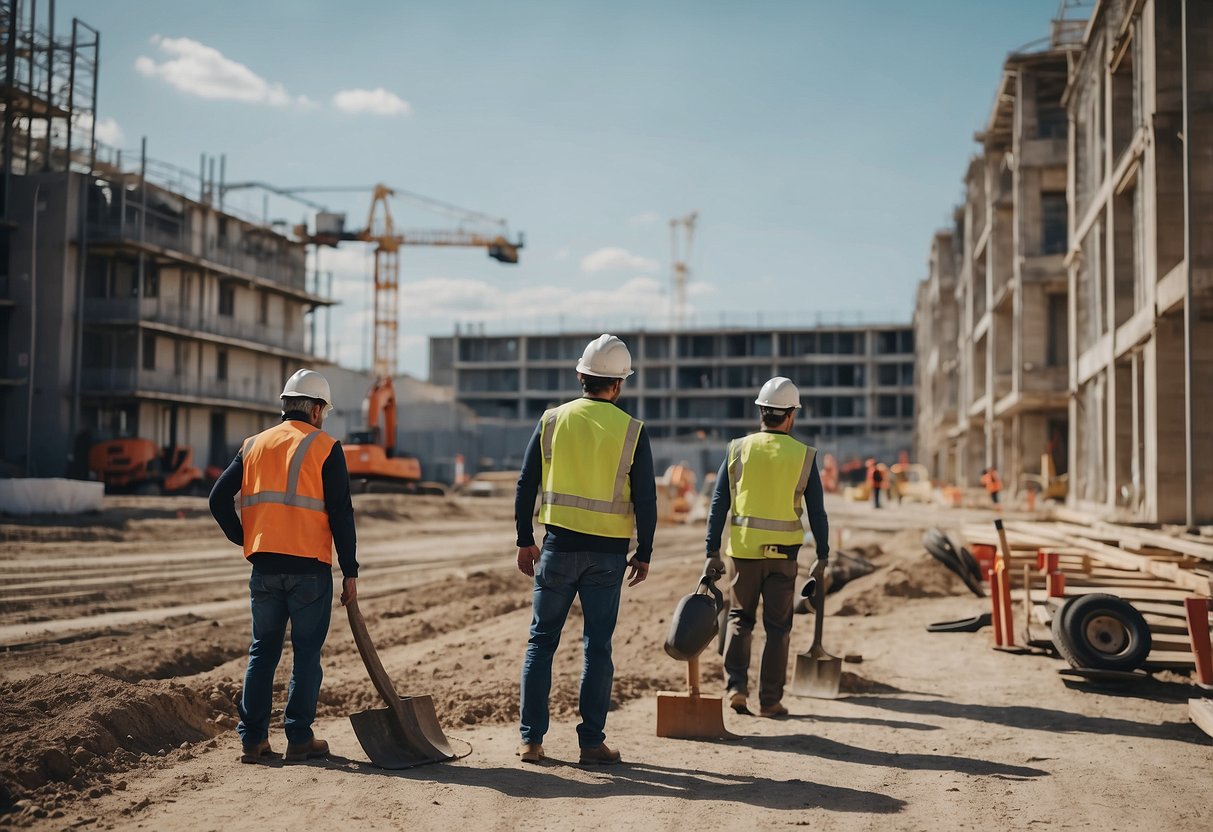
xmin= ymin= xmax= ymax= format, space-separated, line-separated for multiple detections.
xmin=88 ymin=219 xmax=308 ymax=293
xmin=81 ymin=367 xmax=278 ymax=411
xmin=84 ymin=297 xmax=309 ymax=356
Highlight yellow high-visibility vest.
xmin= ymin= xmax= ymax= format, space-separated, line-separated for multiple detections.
xmin=726 ymin=432 xmax=816 ymax=559
xmin=537 ymin=398 xmax=642 ymax=539
xmin=240 ymin=420 xmax=335 ymax=563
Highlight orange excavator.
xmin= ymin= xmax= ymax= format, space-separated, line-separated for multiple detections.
xmin=343 ymin=377 xmax=426 ymax=493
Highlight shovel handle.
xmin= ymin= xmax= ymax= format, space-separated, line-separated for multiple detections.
xmin=346 ymin=598 xmax=403 ymax=710
xmin=811 ymin=559 xmax=827 ymax=652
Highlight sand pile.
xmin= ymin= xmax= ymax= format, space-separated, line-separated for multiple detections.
xmin=0 ymin=673 xmax=221 ymax=814
xmin=829 ymin=530 xmax=969 ymax=617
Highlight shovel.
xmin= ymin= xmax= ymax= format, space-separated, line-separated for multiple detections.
xmin=345 ymin=598 xmax=457 ymax=769
xmin=791 ymin=561 xmax=842 ymax=699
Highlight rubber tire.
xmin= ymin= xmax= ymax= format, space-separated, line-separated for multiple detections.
xmin=1050 ymin=593 xmax=1151 ymax=671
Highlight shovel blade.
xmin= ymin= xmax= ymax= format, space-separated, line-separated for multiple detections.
xmin=349 ymin=694 xmax=456 ymax=770
xmin=655 ymin=692 xmax=738 ymax=740
xmin=791 ymin=651 xmax=843 ymax=699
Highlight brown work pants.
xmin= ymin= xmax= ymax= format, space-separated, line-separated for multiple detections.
xmin=722 ymin=556 xmax=797 ymax=707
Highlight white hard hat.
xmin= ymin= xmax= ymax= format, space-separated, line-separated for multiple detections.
xmin=575 ymin=334 xmax=634 ymax=379
xmin=281 ymin=369 xmax=334 ymax=417
xmin=755 ymin=376 xmax=801 ymax=409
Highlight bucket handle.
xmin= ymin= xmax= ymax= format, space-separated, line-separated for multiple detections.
xmin=696 ymin=574 xmax=725 ymax=613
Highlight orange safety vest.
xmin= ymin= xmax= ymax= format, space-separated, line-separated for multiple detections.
xmin=239 ymin=420 xmax=336 ymax=564
xmin=982 ymin=470 xmax=1002 ymax=494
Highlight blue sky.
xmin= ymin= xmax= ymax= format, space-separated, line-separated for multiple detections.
xmin=56 ymin=0 xmax=1070 ymax=378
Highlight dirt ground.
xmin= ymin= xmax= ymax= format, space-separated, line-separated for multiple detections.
xmin=1 ymin=493 xmax=1209 ymax=831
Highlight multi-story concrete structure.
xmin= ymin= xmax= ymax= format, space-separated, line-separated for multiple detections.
xmin=918 ymin=1 xmax=1213 ymax=525
xmin=1064 ymin=0 xmax=1213 ymax=524
xmin=913 ymin=228 xmax=960 ymax=481
xmin=917 ymin=34 xmax=1078 ymax=494
xmin=2 ymin=145 xmax=333 ymax=476
xmin=430 ymin=324 xmax=915 ymax=466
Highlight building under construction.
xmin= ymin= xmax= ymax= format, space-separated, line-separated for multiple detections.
xmin=0 ymin=3 xmax=333 ymax=478
xmin=431 ymin=322 xmax=915 ymax=470
xmin=915 ymin=0 xmax=1213 ymax=526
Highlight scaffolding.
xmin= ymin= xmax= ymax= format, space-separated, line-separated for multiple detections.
xmin=0 ymin=0 xmax=100 ymax=216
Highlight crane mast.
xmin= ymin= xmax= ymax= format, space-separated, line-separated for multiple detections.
xmin=670 ymin=211 xmax=698 ymax=330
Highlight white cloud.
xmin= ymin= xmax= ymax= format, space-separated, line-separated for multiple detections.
xmin=552 ymin=247 xmax=570 ymax=261
xmin=580 ymin=246 xmax=660 ymax=274
xmin=397 ymin=275 xmax=670 ymax=323
xmin=627 ymin=211 xmax=661 ymax=227
xmin=73 ymin=114 xmax=124 ymax=146
xmin=332 ymin=87 xmax=412 ymax=116
xmin=135 ymin=35 xmax=307 ymax=108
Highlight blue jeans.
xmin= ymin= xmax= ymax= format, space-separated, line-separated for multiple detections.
xmin=237 ymin=571 xmax=333 ymax=747
xmin=520 ymin=547 xmax=625 ymax=748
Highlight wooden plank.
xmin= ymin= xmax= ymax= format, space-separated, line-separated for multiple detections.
xmin=1190 ymin=700 xmax=1213 ymax=739
xmin=1005 ymin=522 xmax=1213 ymax=596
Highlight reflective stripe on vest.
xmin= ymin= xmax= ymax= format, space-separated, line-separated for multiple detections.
xmin=537 ymin=399 xmax=641 ymax=538
xmin=239 ymin=421 xmax=336 ymax=564
xmin=726 ymin=432 xmax=816 ymax=558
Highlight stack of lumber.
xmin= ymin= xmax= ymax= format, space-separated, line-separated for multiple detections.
xmin=958 ymin=516 xmax=1213 ymax=669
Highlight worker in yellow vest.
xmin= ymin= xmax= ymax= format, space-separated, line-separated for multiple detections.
xmin=514 ymin=334 xmax=657 ymax=766
xmin=704 ymin=377 xmax=830 ymax=717
xmin=209 ymin=369 xmax=359 ymax=764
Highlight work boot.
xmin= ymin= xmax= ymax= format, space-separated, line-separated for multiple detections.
xmin=516 ymin=743 xmax=544 ymax=764
xmin=759 ymin=702 xmax=789 ymax=718
xmin=578 ymin=743 xmax=621 ymax=766
xmin=284 ymin=737 xmax=329 ymax=762
xmin=729 ymin=691 xmax=751 ymax=715
xmin=239 ymin=738 xmax=277 ymax=765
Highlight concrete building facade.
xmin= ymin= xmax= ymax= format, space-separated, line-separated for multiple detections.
xmin=430 ymin=324 xmax=915 ymax=468
xmin=1063 ymin=0 xmax=1213 ymax=524
xmin=1 ymin=162 xmax=333 ymax=477
xmin=918 ymin=40 xmax=1076 ymax=495
xmin=913 ymin=229 xmax=961 ymax=482
xmin=917 ymin=0 xmax=1213 ymax=524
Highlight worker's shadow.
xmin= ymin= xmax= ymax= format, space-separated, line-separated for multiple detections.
xmin=736 ymin=733 xmax=1048 ymax=779
xmin=843 ymin=695 xmax=1207 ymax=745
xmin=318 ymin=754 xmax=906 ymax=814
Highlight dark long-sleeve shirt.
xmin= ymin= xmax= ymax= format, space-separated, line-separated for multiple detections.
xmin=705 ymin=432 xmax=830 ymax=560
xmin=514 ymin=399 xmax=658 ymax=563
xmin=209 ymin=414 xmax=359 ymax=578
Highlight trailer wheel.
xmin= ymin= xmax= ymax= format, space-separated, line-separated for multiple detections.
xmin=1051 ymin=594 xmax=1151 ymax=671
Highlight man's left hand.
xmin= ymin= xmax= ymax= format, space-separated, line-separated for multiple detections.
xmin=626 ymin=557 xmax=649 ymax=587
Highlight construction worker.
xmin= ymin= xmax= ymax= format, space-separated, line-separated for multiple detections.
xmin=209 ymin=369 xmax=358 ymax=765
xmin=705 ymin=377 xmax=829 ymax=718
xmin=982 ymin=467 xmax=1003 ymax=508
xmin=514 ymin=334 xmax=657 ymax=766
xmin=867 ymin=458 xmax=884 ymax=509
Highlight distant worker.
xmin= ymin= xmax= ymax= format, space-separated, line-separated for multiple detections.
xmin=209 ymin=369 xmax=358 ymax=765
xmin=705 ymin=377 xmax=830 ymax=718
xmin=867 ymin=458 xmax=884 ymax=509
xmin=513 ymin=334 xmax=657 ymax=766
xmin=982 ymin=467 xmax=1003 ymax=509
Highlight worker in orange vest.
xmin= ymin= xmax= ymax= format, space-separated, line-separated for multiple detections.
xmin=209 ymin=369 xmax=359 ymax=765
xmin=981 ymin=467 xmax=1003 ymax=508
xmin=866 ymin=458 xmax=884 ymax=509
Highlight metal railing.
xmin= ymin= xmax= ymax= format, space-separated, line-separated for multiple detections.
xmin=80 ymin=367 xmax=275 ymax=406
xmin=88 ymin=214 xmax=308 ymax=291
xmin=83 ymin=297 xmax=307 ymax=353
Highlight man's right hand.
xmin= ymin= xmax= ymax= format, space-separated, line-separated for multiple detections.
xmin=340 ymin=577 xmax=357 ymax=606
xmin=517 ymin=545 xmax=541 ymax=577
xmin=704 ymin=552 xmax=725 ymax=581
